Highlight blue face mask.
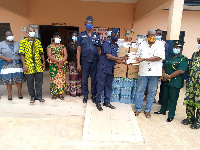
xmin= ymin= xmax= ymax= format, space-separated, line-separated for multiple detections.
xmin=173 ymin=48 xmax=181 ymax=54
xmin=156 ymin=36 xmax=162 ymax=41
xmin=72 ymin=36 xmax=77 ymax=42
xmin=111 ymin=36 xmax=119 ymax=42
xmin=107 ymin=31 xmax=112 ymax=37
xmin=198 ymin=44 xmax=200 ymax=50
xmin=86 ymin=24 xmax=93 ymax=30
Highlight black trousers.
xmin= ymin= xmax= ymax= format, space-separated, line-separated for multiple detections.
xmin=26 ymin=72 xmax=43 ymax=99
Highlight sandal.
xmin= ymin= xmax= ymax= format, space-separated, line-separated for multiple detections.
xmin=30 ymin=99 xmax=35 ymax=103
xmin=181 ymin=119 xmax=191 ymax=125
xmin=39 ymin=98 xmax=45 ymax=102
xmin=52 ymin=96 xmax=56 ymax=100
xmin=190 ymin=124 xmax=200 ymax=130
xmin=134 ymin=110 xmax=140 ymax=116
xmin=59 ymin=95 xmax=64 ymax=100
xmin=8 ymin=94 xmax=12 ymax=100
xmin=144 ymin=111 xmax=151 ymax=118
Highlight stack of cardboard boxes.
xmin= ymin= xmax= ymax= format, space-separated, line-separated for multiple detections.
xmin=114 ymin=47 xmax=139 ymax=79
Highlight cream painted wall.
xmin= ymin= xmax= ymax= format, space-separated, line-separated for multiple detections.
xmin=0 ymin=7 xmax=31 ymax=42
xmin=28 ymin=0 xmax=135 ymax=38
xmin=133 ymin=10 xmax=200 ymax=58
xmin=0 ymin=0 xmax=28 ymax=17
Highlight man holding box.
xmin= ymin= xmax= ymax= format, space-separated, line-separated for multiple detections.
xmin=95 ymin=28 xmax=125 ymax=111
xmin=134 ymin=29 xmax=165 ymax=118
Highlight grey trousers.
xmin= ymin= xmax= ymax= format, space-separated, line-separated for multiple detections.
xmin=25 ymin=72 xmax=43 ymax=99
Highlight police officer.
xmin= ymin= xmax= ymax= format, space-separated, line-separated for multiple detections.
xmin=77 ymin=16 xmax=101 ymax=103
xmin=95 ymin=28 xmax=125 ymax=111
xmin=154 ymin=40 xmax=188 ymax=122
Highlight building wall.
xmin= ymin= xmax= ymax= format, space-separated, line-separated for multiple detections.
xmin=28 ymin=0 xmax=135 ymax=39
xmin=0 ymin=7 xmax=31 ymax=42
xmin=0 ymin=0 xmax=28 ymax=17
xmin=134 ymin=9 xmax=200 ymax=58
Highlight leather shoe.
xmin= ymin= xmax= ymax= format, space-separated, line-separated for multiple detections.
xmin=91 ymin=96 xmax=96 ymax=103
xmin=83 ymin=95 xmax=88 ymax=103
xmin=96 ymin=103 xmax=103 ymax=111
xmin=154 ymin=111 xmax=166 ymax=115
xmin=103 ymin=103 xmax=116 ymax=109
xmin=166 ymin=118 xmax=174 ymax=122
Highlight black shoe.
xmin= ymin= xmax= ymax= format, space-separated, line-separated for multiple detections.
xmin=91 ymin=96 xmax=96 ymax=103
xmin=166 ymin=118 xmax=174 ymax=122
xmin=103 ymin=103 xmax=116 ymax=109
xmin=154 ymin=111 xmax=166 ymax=115
xmin=190 ymin=124 xmax=200 ymax=130
xmin=83 ymin=95 xmax=88 ymax=103
xmin=96 ymin=103 xmax=103 ymax=111
xmin=181 ymin=119 xmax=191 ymax=125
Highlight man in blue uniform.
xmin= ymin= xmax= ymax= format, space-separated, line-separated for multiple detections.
xmin=95 ymin=28 xmax=125 ymax=111
xmin=77 ymin=16 xmax=101 ymax=103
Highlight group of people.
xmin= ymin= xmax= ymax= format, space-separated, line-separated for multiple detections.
xmin=0 ymin=16 xmax=199 ymax=130
xmin=134 ymin=28 xmax=199 ymax=130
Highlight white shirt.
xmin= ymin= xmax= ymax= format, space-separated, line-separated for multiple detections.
xmin=136 ymin=41 xmax=165 ymax=76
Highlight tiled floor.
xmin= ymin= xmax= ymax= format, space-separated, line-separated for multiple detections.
xmin=82 ymin=100 xmax=144 ymax=142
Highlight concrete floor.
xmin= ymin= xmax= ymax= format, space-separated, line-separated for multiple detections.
xmin=0 ymin=71 xmax=199 ymax=150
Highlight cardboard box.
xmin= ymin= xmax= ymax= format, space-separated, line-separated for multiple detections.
xmin=114 ymin=64 xmax=127 ymax=78
xmin=128 ymin=65 xmax=139 ymax=72
xmin=127 ymin=65 xmax=139 ymax=79
xmin=127 ymin=71 xmax=138 ymax=79
xmin=118 ymin=47 xmax=129 ymax=57
xmin=130 ymin=48 xmax=138 ymax=52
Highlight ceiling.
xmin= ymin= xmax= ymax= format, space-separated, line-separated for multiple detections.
xmin=78 ymin=0 xmax=138 ymax=3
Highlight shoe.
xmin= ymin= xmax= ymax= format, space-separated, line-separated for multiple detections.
xmin=166 ymin=118 xmax=174 ymax=122
xmin=154 ymin=111 xmax=166 ymax=115
xmin=103 ymin=103 xmax=116 ymax=109
xmin=38 ymin=98 xmax=45 ymax=102
xmin=144 ymin=111 xmax=151 ymax=118
xmin=8 ymin=94 xmax=12 ymax=100
xmin=30 ymin=97 xmax=35 ymax=103
xmin=96 ymin=103 xmax=103 ymax=111
xmin=18 ymin=96 xmax=23 ymax=99
xmin=181 ymin=119 xmax=191 ymax=125
xmin=91 ymin=96 xmax=96 ymax=103
xmin=83 ymin=95 xmax=88 ymax=103
xmin=190 ymin=124 xmax=200 ymax=130
xmin=134 ymin=110 xmax=140 ymax=116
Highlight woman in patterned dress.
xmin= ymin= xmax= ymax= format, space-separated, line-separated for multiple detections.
xmin=66 ymin=31 xmax=82 ymax=97
xmin=0 ymin=31 xmax=25 ymax=100
xmin=47 ymin=32 xmax=68 ymax=100
xmin=182 ymin=38 xmax=200 ymax=130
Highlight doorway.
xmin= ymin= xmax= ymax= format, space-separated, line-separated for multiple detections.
xmin=39 ymin=25 xmax=79 ymax=70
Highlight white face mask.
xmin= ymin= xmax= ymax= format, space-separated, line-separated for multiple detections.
xmin=6 ymin=36 xmax=14 ymax=41
xmin=173 ymin=48 xmax=181 ymax=54
xmin=198 ymin=44 xmax=200 ymax=50
xmin=28 ymin=32 xmax=36 ymax=37
xmin=54 ymin=38 xmax=61 ymax=44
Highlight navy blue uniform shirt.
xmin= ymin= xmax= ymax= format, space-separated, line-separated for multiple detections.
xmin=77 ymin=31 xmax=101 ymax=62
xmin=97 ymin=39 xmax=119 ymax=74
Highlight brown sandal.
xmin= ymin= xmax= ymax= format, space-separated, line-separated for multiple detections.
xmin=134 ymin=110 xmax=140 ymax=116
xmin=144 ymin=111 xmax=151 ymax=118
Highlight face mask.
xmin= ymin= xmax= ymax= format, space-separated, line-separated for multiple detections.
xmin=6 ymin=36 xmax=14 ymax=41
xmin=148 ymin=36 xmax=156 ymax=43
xmin=86 ymin=24 xmax=93 ymax=30
xmin=156 ymin=36 xmax=162 ymax=41
xmin=72 ymin=36 xmax=77 ymax=42
xmin=107 ymin=31 xmax=112 ymax=37
xmin=28 ymin=32 xmax=36 ymax=37
xmin=54 ymin=38 xmax=61 ymax=44
xmin=111 ymin=36 xmax=119 ymax=42
xmin=173 ymin=48 xmax=181 ymax=54
xmin=198 ymin=44 xmax=200 ymax=50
